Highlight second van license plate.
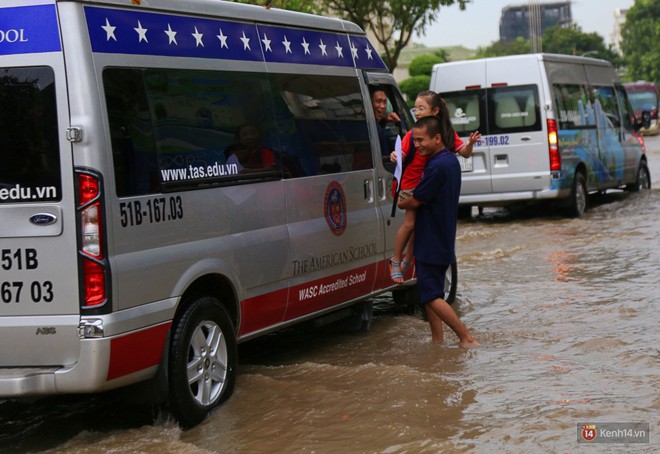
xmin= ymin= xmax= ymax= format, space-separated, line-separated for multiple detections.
xmin=458 ymin=156 xmax=473 ymax=172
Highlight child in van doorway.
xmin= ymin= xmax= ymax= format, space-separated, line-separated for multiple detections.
xmin=389 ymin=91 xmax=481 ymax=283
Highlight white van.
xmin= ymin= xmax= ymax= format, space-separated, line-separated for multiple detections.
xmin=0 ymin=0 xmax=427 ymax=427
xmin=430 ymin=53 xmax=651 ymax=216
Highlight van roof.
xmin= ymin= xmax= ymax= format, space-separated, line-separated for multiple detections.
xmin=64 ymin=0 xmax=364 ymax=34
xmin=434 ymin=52 xmax=611 ymax=68
xmin=623 ymin=81 xmax=658 ymax=90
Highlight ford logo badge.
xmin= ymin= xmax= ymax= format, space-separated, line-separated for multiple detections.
xmin=30 ymin=213 xmax=58 ymax=226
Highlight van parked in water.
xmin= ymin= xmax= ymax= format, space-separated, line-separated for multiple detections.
xmin=0 ymin=0 xmax=427 ymax=427
xmin=430 ymin=53 xmax=651 ymax=216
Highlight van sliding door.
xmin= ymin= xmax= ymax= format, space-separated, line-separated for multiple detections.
xmin=363 ymin=72 xmax=415 ymax=291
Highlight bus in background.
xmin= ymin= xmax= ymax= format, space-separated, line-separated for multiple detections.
xmin=624 ymin=81 xmax=659 ymax=136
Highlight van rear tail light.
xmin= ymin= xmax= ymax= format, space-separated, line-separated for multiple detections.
xmin=632 ymin=131 xmax=646 ymax=152
xmin=547 ymin=119 xmax=561 ymax=171
xmin=76 ymin=170 xmax=110 ymax=309
xmin=83 ymin=260 xmax=106 ymax=306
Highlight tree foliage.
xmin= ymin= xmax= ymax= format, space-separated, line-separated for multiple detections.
xmin=323 ymin=0 xmax=470 ymax=71
xmin=472 ymin=25 xmax=622 ymax=67
xmin=542 ymin=24 xmax=620 ymax=65
xmin=473 ymin=37 xmax=530 ymax=58
xmin=621 ymin=0 xmax=660 ymax=84
xmin=408 ymin=54 xmax=446 ymax=77
xmin=399 ymin=76 xmax=431 ymax=106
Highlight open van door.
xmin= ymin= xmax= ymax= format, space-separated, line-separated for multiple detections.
xmin=362 ymin=72 xmax=415 ymax=291
xmin=0 ymin=3 xmax=82 ymax=369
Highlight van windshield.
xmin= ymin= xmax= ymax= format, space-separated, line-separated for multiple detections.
xmin=627 ymin=90 xmax=658 ymax=111
xmin=0 ymin=67 xmax=61 ymax=203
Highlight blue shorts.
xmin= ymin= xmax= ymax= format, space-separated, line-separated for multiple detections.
xmin=416 ymin=262 xmax=449 ymax=306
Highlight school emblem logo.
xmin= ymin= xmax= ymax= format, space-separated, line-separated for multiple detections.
xmin=324 ymin=181 xmax=347 ymax=236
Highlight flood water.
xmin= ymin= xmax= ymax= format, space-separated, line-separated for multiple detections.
xmin=2 ymin=136 xmax=659 ymax=453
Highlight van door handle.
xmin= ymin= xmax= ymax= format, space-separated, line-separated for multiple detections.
xmin=521 ymin=136 xmax=532 ymax=141
xmin=364 ymin=179 xmax=374 ymax=203
xmin=378 ymin=178 xmax=387 ymax=201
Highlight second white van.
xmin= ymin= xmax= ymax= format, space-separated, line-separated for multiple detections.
xmin=430 ymin=53 xmax=651 ymax=216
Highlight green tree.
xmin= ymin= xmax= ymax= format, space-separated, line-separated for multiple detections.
xmin=408 ymin=53 xmax=446 ymax=77
xmin=473 ymin=37 xmax=530 ymax=58
xmin=323 ymin=0 xmax=470 ymax=71
xmin=399 ymin=76 xmax=431 ymax=106
xmin=621 ymin=0 xmax=660 ymax=84
xmin=399 ymin=53 xmax=447 ymax=106
xmin=542 ymin=24 xmax=621 ymax=65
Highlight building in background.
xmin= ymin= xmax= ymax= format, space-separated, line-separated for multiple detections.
xmin=610 ymin=8 xmax=627 ymax=54
xmin=499 ymin=1 xmax=572 ymax=42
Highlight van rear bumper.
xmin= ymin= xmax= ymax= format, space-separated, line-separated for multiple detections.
xmin=0 ymin=323 xmax=168 ymax=397
xmin=0 ymin=338 xmax=118 ymax=397
xmin=459 ymin=188 xmax=564 ymax=205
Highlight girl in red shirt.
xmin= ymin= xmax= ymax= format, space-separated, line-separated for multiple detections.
xmin=389 ymin=91 xmax=481 ymax=283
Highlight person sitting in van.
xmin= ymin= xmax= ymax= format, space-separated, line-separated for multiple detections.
xmin=389 ymin=92 xmax=481 ymax=283
xmin=230 ymin=123 xmax=276 ymax=171
xmin=370 ymin=87 xmax=401 ymax=159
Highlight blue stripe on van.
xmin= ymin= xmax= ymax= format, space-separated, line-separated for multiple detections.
xmin=0 ymin=5 xmax=61 ymax=55
xmin=84 ymin=6 xmax=387 ymax=70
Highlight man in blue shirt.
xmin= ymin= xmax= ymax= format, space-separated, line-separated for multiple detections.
xmin=398 ymin=116 xmax=479 ymax=348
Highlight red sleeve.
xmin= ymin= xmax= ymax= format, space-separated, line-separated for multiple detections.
xmin=261 ymin=148 xmax=276 ymax=167
xmin=453 ymin=131 xmax=465 ymax=153
xmin=401 ymin=130 xmax=412 ymax=157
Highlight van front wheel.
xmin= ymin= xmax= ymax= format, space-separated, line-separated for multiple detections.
xmin=168 ymin=297 xmax=237 ymax=428
xmin=567 ymin=172 xmax=587 ymax=217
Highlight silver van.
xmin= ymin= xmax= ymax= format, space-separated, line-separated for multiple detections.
xmin=0 ymin=0 xmax=421 ymax=427
xmin=430 ymin=53 xmax=651 ymax=216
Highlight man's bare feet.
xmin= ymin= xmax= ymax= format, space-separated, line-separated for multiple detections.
xmin=458 ymin=338 xmax=480 ymax=349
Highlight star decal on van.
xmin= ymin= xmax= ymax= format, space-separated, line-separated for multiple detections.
xmin=84 ymin=6 xmax=386 ymax=70
xmin=102 ymin=18 xmax=117 ymax=41
xmin=164 ymin=24 xmax=177 ymax=45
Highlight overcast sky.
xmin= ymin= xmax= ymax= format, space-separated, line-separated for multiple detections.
xmin=415 ymin=0 xmax=635 ymax=49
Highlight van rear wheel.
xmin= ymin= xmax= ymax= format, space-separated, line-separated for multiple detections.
xmin=168 ymin=296 xmax=236 ymax=428
xmin=625 ymin=161 xmax=651 ymax=192
xmin=566 ymin=172 xmax=587 ymax=217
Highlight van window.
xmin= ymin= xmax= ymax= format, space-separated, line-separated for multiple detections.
xmin=273 ymin=73 xmax=371 ymax=175
xmin=615 ymin=86 xmax=636 ymax=129
xmin=553 ymin=84 xmax=594 ymax=129
xmin=488 ymin=85 xmax=540 ymax=133
xmin=443 ymin=91 xmax=482 ymax=135
xmin=592 ymin=86 xmax=622 ymax=129
xmin=0 ymin=67 xmax=60 ymax=204
xmin=104 ymin=68 xmax=371 ymax=196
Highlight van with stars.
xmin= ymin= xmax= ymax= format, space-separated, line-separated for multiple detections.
xmin=0 ymin=0 xmax=428 ymax=427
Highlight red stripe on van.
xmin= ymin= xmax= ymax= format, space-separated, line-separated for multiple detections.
xmin=239 ymin=288 xmax=289 ymax=335
xmin=107 ymin=322 xmax=171 ymax=381
xmin=239 ymin=263 xmax=381 ymax=336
